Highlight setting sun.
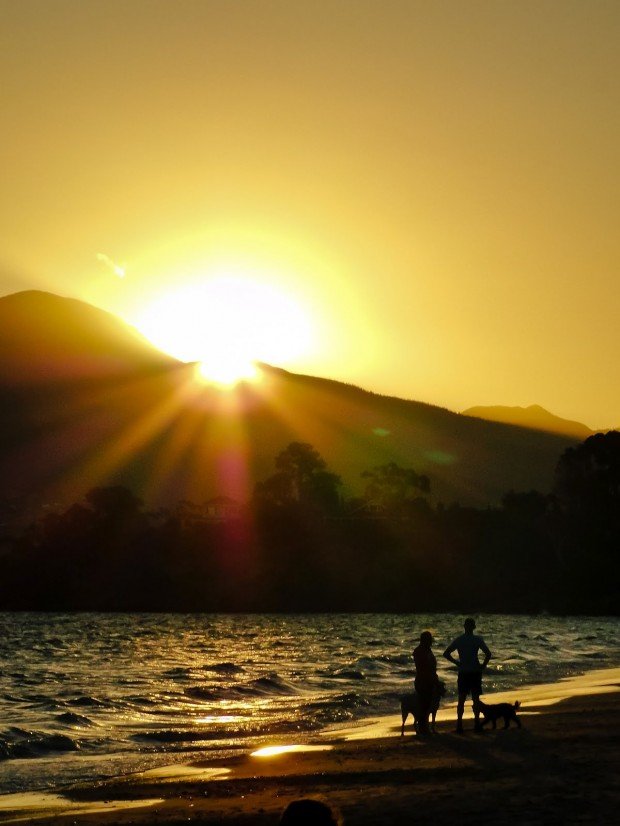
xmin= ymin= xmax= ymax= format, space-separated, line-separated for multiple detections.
xmin=134 ymin=275 xmax=314 ymax=385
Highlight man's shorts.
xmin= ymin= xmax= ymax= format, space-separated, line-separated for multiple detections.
xmin=457 ymin=671 xmax=482 ymax=696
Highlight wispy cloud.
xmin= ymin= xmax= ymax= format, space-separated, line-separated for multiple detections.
xmin=96 ymin=253 xmax=126 ymax=278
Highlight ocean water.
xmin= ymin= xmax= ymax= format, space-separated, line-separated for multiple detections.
xmin=0 ymin=612 xmax=618 ymax=794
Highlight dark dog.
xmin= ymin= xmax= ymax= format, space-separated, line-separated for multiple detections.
xmin=400 ymin=680 xmax=446 ymax=735
xmin=477 ymin=699 xmax=521 ymax=729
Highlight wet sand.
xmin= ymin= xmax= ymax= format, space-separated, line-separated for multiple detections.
xmin=1 ymin=667 xmax=618 ymax=825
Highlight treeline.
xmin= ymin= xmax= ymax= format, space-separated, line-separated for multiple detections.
xmin=0 ymin=434 xmax=618 ymax=614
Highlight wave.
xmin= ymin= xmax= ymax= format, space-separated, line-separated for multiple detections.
xmin=299 ymin=691 xmax=371 ymax=724
xmin=201 ymin=662 xmax=245 ymax=675
xmin=353 ymin=658 xmax=388 ymax=673
xmin=303 ymin=692 xmax=369 ymax=712
xmin=55 ymin=712 xmax=94 ymax=727
xmin=376 ymin=653 xmax=412 ymax=666
xmin=2 ymin=612 xmax=619 ymax=794
xmin=11 ymin=691 xmax=59 ymax=704
xmin=165 ymin=662 xmax=246 ymax=684
xmin=132 ymin=729 xmax=223 ymax=744
xmin=133 ymin=718 xmax=314 ymax=746
xmin=70 ymin=695 xmax=109 ymax=707
xmin=124 ymin=694 xmax=159 ymax=706
xmin=162 ymin=666 xmax=192 ymax=679
xmin=185 ymin=674 xmax=300 ymax=702
xmin=0 ymin=729 xmax=81 ymax=760
xmin=324 ymin=668 xmax=365 ymax=681
xmin=184 ymin=686 xmax=221 ymax=701
xmin=28 ymin=699 xmax=69 ymax=712
xmin=240 ymin=675 xmax=299 ymax=696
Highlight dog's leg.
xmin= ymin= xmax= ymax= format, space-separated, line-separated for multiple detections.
xmin=401 ymin=710 xmax=407 ymax=736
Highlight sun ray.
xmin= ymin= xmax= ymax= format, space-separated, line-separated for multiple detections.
xmin=47 ymin=368 xmax=202 ymax=504
xmin=139 ymin=381 xmax=222 ymax=505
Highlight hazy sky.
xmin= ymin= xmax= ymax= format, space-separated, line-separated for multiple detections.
xmin=2 ymin=1 xmax=619 ymax=427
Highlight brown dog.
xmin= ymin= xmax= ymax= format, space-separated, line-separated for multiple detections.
xmin=400 ymin=680 xmax=446 ymax=735
xmin=477 ymin=699 xmax=521 ymax=729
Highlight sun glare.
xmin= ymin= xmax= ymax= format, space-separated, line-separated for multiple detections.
xmin=135 ymin=275 xmax=314 ymax=385
xmin=196 ymin=358 xmax=257 ymax=386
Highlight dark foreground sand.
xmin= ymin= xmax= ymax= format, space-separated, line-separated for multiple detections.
xmin=1 ymin=668 xmax=618 ymax=825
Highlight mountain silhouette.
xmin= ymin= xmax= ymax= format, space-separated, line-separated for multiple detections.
xmin=0 ymin=290 xmax=174 ymax=384
xmin=461 ymin=404 xmax=592 ymax=441
xmin=0 ymin=291 xmax=579 ymax=515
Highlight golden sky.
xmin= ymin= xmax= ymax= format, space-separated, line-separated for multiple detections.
xmin=1 ymin=1 xmax=619 ymax=428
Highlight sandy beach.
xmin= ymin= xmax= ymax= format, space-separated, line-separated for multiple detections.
xmin=1 ymin=667 xmax=618 ymax=825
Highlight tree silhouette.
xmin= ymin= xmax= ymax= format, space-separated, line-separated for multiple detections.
xmin=254 ymin=442 xmax=341 ymax=511
xmin=85 ymin=485 xmax=143 ymax=523
xmin=554 ymin=431 xmax=620 ymax=520
xmin=3 ymin=438 xmax=619 ymax=612
xmin=361 ymin=461 xmax=430 ymax=516
xmin=551 ymin=431 xmax=620 ymax=612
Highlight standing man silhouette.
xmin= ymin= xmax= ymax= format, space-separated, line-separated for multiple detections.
xmin=443 ymin=618 xmax=491 ymax=733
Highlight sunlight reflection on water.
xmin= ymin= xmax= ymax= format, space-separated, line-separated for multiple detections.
xmin=0 ymin=612 xmax=618 ymax=794
xmin=251 ymin=744 xmax=334 ymax=757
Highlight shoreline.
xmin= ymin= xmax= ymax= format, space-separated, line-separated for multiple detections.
xmin=0 ymin=665 xmax=618 ymax=824
xmin=325 ymin=664 xmax=620 ymax=741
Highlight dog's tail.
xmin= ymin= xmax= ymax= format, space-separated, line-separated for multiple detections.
xmin=514 ymin=700 xmax=521 ymax=710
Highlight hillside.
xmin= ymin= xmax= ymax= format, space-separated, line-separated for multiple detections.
xmin=0 ymin=290 xmax=174 ymax=384
xmin=0 ymin=291 xmax=578 ymax=515
xmin=461 ymin=403 xmax=592 ymax=441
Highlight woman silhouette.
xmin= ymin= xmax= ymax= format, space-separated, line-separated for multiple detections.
xmin=413 ymin=630 xmax=438 ymax=734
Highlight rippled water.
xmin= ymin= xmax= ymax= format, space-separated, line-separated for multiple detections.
xmin=1 ymin=612 xmax=618 ymax=793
